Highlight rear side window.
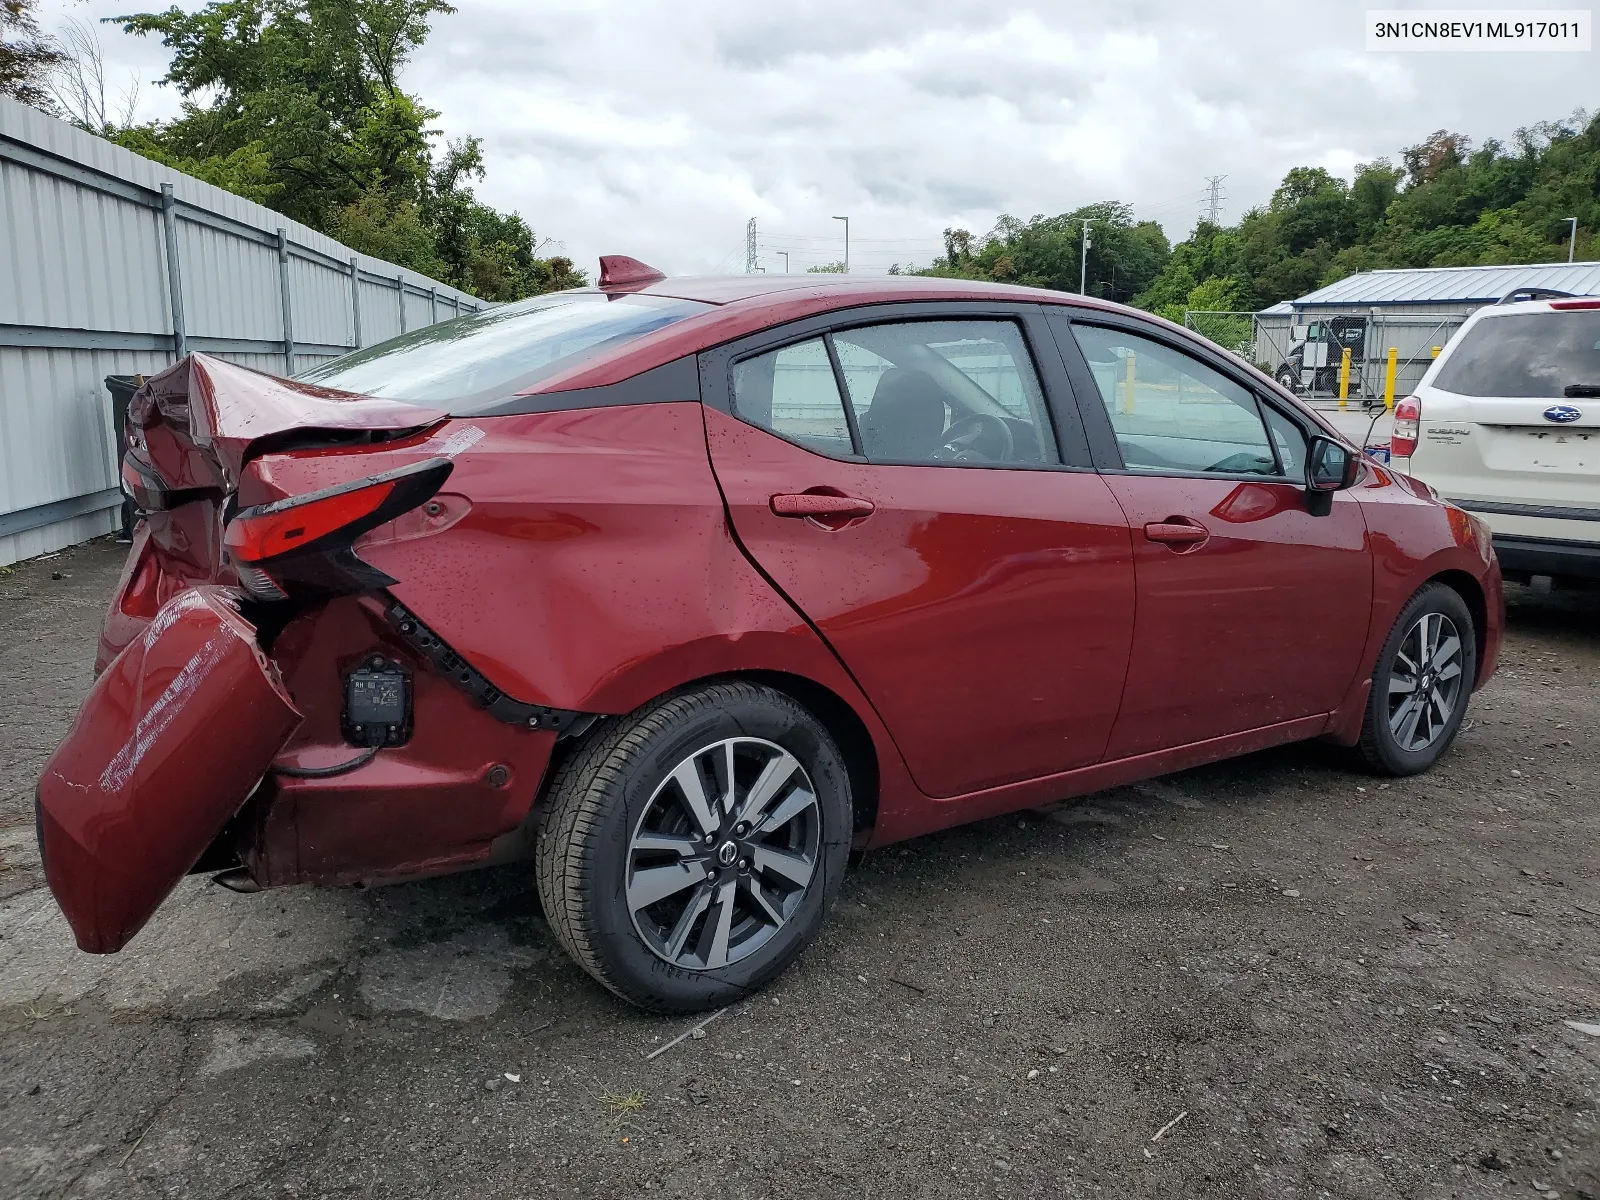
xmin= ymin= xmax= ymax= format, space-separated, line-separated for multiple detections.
xmin=1434 ymin=311 xmax=1600 ymax=397
xmin=832 ymin=320 xmax=1053 ymax=464
xmin=729 ymin=317 xmax=1056 ymax=466
xmin=731 ymin=338 xmax=854 ymax=455
xmin=297 ymin=292 xmax=711 ymax=412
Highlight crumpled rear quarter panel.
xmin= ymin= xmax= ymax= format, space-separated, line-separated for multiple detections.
xmin=36 ymin=588 xmax=302 ymax=953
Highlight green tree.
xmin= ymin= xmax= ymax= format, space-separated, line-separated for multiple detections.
xmin=1 ymin=0 xmax=62 ymax=109
xmin=918 ymin=202 xmax=1170 ymax=303
xmin=106 ymin=0 xmax=580 ymax=300
xmin=1134 ymin=107 xmax=1599 ymax=332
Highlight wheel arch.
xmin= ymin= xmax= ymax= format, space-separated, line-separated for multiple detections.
xmin=1427 ymin=568 xmax=1489 ymax=688
xmin=536 ymin=669 xmax=884 ymax=841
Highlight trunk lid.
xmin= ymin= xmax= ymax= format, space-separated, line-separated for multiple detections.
xmin=124 ymin=353 xmax=448 ymax=510
xmin=102 ymin=355 xmax=447 ymax=668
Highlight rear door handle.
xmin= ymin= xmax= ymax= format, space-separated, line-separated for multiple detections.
xmin=1143 ymin=519 xmax=1209 ymax=546
xmin=770 ymin=493 xmax=875 ymax=520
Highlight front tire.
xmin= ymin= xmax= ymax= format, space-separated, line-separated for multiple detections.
xmin=535 ymin=682 xmax=852 ymax=1012
xmin=1357 ymin=583 xmax=1476 ymax=776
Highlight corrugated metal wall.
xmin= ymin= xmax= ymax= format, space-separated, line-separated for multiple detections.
xmin=0 ymin=97 xmax=487 ymax=566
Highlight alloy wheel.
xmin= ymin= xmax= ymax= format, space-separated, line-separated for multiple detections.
xmin=626 ymin=738 xmax=821 ymax=971
xmin=1387 ymin=611 xmax=1465 ymax=752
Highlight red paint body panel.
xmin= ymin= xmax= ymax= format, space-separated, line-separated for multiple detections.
xmin=874 ymin=714 xmax=1332 ymax=844
xmin=242 ymin=597 xmax=559 ymax=887
xmin=36 ymin=588 xmax=302 ymax=952
xmin=356 ymin=405 xmax=889 ymax=718
xmin=1099 ymin=476 xmax=1373 ymax=758
xmin=704 ymin=408 xmax=1137 ymax=798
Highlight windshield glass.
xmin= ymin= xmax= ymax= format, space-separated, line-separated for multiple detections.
xmin=297 ymin=292 xmax=711 ymax=412
xmin=1433 ymin=310 xmax=1600 ymax=398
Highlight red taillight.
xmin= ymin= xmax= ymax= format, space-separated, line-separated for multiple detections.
xmin=1549 ymin=298 xmax=1600 ymax=310
xmin=227 ymin=479 xmax=396 ymax=563
xmin=224 ymin=458 xmax=452 ymax=569
xmin=1391 ymin=395 xmax=1421 ymax=459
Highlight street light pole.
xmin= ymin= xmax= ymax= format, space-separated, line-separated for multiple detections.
xmin=833 ymin=215 xmax=849 ymax=273
xmin=1078 ymin=219 xmax=1093 ymax=294
xmin=778 ymin=251 xmax=789 ymax=272
xmin=1567 ymin=217 xmax=1579 ymax=263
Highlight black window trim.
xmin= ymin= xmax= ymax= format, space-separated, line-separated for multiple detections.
xmin=697 ymin=301 xmax=1096 ymax=472
xmin=1045 ymin=307 xmax=1323 ymax=486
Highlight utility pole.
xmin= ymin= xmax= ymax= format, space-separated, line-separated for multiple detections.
xmin=1567 ymin=217 xmax=1579 ymax=263
xmin=745 ymin=218 xmax=757 ymax=273
xmin=1079 ymin=219 xmax=1093 ymax=294
xmin=833 ymin=215 xmax=849 ymax=273
xmin=1202 ymin=175 xmax=1227 ymax=225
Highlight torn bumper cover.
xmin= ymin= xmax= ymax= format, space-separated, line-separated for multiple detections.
xmin=35 ymin=587 xmax=302 ymax=953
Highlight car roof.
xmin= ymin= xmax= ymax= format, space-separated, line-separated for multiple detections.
xmin=523 ymin=273 xmax=1157 ymax=394
xmin=600 ymin=273 xmax=1080 ymax=306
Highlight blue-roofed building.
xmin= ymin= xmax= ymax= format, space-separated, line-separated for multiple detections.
xmin=1251 ymin=261 xmax=1600 ymax=402
xmin=1283 ymin=261 xmax=1600 ymax=312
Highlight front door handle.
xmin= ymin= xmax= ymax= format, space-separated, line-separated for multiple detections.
xmin=1143 ymin=519 xmax=1209 ymax=546
xmin=770 ymin=493 xmax=875 ymax=520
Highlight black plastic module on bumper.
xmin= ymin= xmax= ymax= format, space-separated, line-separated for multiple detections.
xmin=384 ymin=599 xmax=600 ymax=737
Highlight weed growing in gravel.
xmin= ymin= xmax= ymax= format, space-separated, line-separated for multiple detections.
xmin=599 ymin=1089 xmax=647 ymax=1115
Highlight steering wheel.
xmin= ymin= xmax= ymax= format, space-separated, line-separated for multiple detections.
xmin=935 ymin=413 xmax=1015 ymax=463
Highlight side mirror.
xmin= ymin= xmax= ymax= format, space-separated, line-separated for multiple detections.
xmin=1305 ymin=436 xmax=1359 ymax=515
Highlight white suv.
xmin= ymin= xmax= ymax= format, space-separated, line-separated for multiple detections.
xmin=1392 ymin=294 xmax=1600 ymax=585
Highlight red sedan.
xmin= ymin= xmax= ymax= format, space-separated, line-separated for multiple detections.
xmin=36 ymin=259 xmax=1502 ymax=1012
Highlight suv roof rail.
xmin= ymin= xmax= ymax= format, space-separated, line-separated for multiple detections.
xmin=1496 ymin=286 xmax=1577 ymax=305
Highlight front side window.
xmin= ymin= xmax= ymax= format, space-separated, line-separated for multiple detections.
xmin=298 ymin=292 xmax=711 ymax=413
xmin=1433 ymin=311 xmax=1600 ymax=398
xmin=1071 ymin=325 xmax=1279 ymax=476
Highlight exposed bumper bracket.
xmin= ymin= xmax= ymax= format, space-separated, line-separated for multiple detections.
xmin=384 ymin=599 xmax=600 ymax=737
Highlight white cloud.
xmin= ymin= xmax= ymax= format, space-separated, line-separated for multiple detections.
xmin=35 ymin=0 xmax=1599 ymax=277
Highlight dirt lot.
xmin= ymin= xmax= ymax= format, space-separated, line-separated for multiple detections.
xmin=1 ymin=538 xmax=1596 ymax=1199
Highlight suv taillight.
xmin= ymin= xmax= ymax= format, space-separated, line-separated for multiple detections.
xmin=1391 ymin=396 xmax=1421 ymax=459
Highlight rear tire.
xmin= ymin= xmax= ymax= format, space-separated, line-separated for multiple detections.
xmin=1357 ymin=583 xmax=1476 ymax=776
xmin=535 ymin=682 xmax=852 ymax=1013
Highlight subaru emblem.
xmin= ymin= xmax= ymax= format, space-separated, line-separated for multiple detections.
xmin=1543 ymin=404 xmax=1582 ymax=423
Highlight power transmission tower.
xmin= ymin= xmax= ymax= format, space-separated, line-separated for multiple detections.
xmin=745 ymin=218 xmax=757 ymax=273
xmin=1201 ymin=176 xmax=1227 ymax=225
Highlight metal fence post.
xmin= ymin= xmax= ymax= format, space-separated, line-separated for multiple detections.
xmin=275 ymin=229 xmax=295 ymax=372
xmin=159 ymin=183 xmax=187 ymax=360
xmin=348 ymin=256 xmax=363 ymax=350
xmin=397 ymin=274 xmax=407 ymax=333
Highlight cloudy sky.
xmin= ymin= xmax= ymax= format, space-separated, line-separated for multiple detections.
xmin=35 ymin=0 xmax=1599 ymax=275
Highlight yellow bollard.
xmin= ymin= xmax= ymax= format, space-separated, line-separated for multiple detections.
xmin=1384 ymin=347 xmax=1399 ymax=410
xmin=1123 ymin=351 xmax=1136 ymax=414
xmin=1338 ymin=346 xmax=1352 ymax=408
xmin=1431 ymin=345 xmax=1441 ymax=358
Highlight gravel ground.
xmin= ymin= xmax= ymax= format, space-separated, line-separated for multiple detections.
xmin=1 ymin=538 xmax=1596 ymax=1199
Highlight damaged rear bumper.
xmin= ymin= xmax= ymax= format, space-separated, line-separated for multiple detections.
xmin=35 ymin=588 xmax=303 ymax=953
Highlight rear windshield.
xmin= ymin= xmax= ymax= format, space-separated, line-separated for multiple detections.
xmin=297 ymin=292 xmax=711 ymax=412
xmin=1433 ymin=310 xmax=1600 ymax=398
